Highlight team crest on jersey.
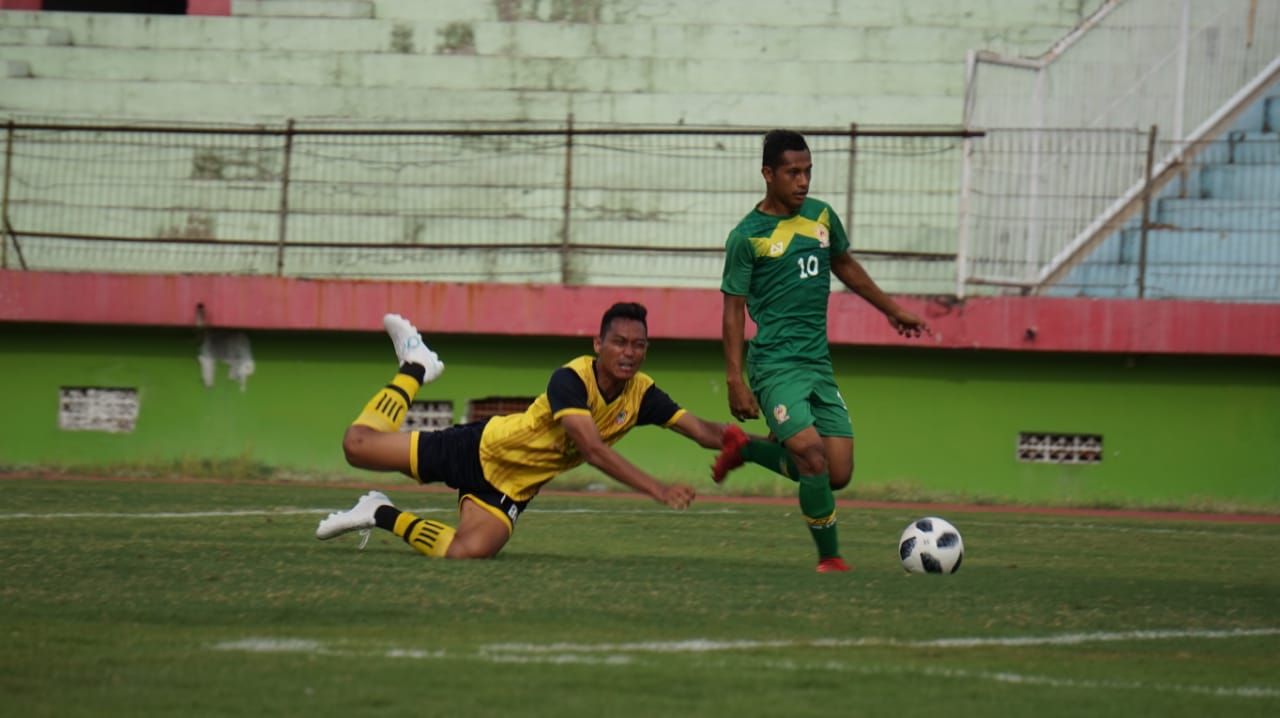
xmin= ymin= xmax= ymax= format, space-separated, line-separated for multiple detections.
xmin=769 ymin=241 xmax=785 ymax=257
xmin=773 ymin=403 xmax=790 ymax=424
xmin=815 ymin=224 xmax=830 ymax=248
xmin=615 ymin=409 xmax=628 ymax=425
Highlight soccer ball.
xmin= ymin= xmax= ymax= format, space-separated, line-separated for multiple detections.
xmin=898 ymin=517 xmax=964 ymax=574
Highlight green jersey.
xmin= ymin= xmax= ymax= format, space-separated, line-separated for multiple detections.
xmin=720 ymin=197 xmax=850 ymax=371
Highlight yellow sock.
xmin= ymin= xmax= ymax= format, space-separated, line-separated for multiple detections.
xmin=352 ymin=373 xmax=422 ymax=432
xmin=392 ymin=511 xmax=456 ymax=558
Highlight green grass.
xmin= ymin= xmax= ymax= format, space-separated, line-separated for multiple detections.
xmin=1 ymin=477 xmax=1277 ymax=717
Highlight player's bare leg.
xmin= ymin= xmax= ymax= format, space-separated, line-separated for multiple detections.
xmin=823 ymin=436 xmax=854 ymax=490
xmin=342 ymin=426 xmax=416 ymax=475
xmin=447 ymin=498 xmax=515 ymax=558
xmin=318 ymin=312 xmax=453 ymax=551
xmin=785 ymin=427 xmax=850 ymax=573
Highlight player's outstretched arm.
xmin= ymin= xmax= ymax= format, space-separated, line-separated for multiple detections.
xmin=721 ymin=293 xmax=761 ymax=420
xmin=559 ymin=413 xmax=695 ymax=510
xmin=667 ymin=413 xmax=735 ymax=450
xmin=831 ymin=252 xmax=931 ymax=338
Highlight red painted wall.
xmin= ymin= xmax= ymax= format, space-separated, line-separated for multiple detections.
xmin=2 ymin=270 xmax=1277 ymax=356
xmin=186 ymin=0 xmax=228 ymax=15
xmin=0 ymin=1 xmax=233 ymax=12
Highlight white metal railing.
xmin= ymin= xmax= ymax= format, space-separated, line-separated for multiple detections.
xmin=960 ymin=0 xmax=1280 ymax=294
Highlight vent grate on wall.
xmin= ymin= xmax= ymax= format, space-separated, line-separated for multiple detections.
xmin=59 ymin=387 xmax=139 ymax=433
xmin=1017 ymin=432 xmax=1102 ymax=464
xmin=403 ymin=400 xmax=453 ymax=432
xmin=466 ymin=396 xmax=536 ymax=423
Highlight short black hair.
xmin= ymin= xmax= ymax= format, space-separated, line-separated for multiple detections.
xmin=762 ymin=129 xmax=809 ymax=169
xmin=600 ymin=302 xmax=648 ymax=338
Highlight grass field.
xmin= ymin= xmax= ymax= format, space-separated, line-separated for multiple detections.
xmin=2 ymin=476 xmax=1278 ymax=717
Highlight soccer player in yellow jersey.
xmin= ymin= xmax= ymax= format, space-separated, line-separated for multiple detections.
xmin=713 ymin=129 xmax=931 ymax=573
xmin=317 ymin=302 xmax=735 ymax=559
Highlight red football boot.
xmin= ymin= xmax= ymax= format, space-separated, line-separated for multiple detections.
xmin=710 ymin=424 xmax=750 ymax=483
xmin=815 ymin=557 xmax=853 ymax=573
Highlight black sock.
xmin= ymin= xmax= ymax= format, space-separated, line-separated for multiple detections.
xmin=400 ymin=362 xmax=426 ymax=383
xmin=374 ymin=504 xmax=402 ymax=531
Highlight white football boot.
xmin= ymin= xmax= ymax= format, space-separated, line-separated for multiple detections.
xmin=382 ymin=313 xmax=445 ymax=383
xmin=316 ymin=490 xmax=391 ymax=540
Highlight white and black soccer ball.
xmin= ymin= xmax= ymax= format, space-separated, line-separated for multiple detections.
xmin=898 ymin=517 xmax=964 ymax=574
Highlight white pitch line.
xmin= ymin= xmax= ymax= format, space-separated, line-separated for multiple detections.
xmin=211 ymin=628 xmax=1280 ymax=698
xmin=763 ymin=660 xmax=1280 ymax=700
xmin=482 ymin=627 xmax=1280 ymax=654
xmin=0 ymin=506 xmax=740 ymax=520
xmin=0 ymin=508 xmax=445 ymax=520
xmin=939 ymin=517 xmax=1280 ymax=540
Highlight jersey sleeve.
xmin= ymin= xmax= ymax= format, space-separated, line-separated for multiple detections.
xmin=547 ymin=367 xmax=590 ymax=418
xmin=636 ymin=383 xmax=687 ymax=427
xmin=720 ymin=229 xmax=755 ymax=296
xmin=827 ymin=204 xmax=851 ymax=255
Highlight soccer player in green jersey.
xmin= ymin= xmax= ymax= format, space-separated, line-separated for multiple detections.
xmin=714 ymin=129 xmax=930 ymax=573
xmin=317 ymin=302 xmax=737 ymax=560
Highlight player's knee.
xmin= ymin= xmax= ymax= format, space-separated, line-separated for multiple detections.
xmin=830 ymin=464 xmax=853 ymax=491
xmin=791 ymin=443 xmax=828 ymax=476
xmin=341 ymin=425 xmax=373 ymax=467
xmin=445 ymin=534 xmax=503 ymax=559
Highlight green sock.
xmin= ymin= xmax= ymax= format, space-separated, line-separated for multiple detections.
xmin=741 ymin=440 xmax=799 ymax=480
xmin=798 ymin=473 xmax=841 ymax=559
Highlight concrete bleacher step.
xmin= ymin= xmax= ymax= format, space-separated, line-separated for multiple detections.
xmin=3 ymin=59 xmax=30 ymax=77
xmin=14 ymin=236 xmax=281 ymax=276
xmin=1193 ymin=132 xmax=1280 ymax=165
xmin=1193 ymin=165 xmax=1280 ymax=201
xmin=1052 ymin=262 xmax=1139 ymax=298
xmin=471 ymin=21 xmax=1012 ymax=62
xmin=0 ymin=11 xmax=408 ymax=53
xmin=0 ymin=75 xmax=958 ymax=125
xmin=0 ymin=77 xmax=576 ymax=122
xmin=13 ymin=234 xmax=576 ymax=283
xmin=1224 ymin=132 xmax=1280 ymax=164
xmin=1139 ymin=266 xmax=1279 ymax=301
xmin=0 ymin=44 xmax=958 ymax=99
xmin=0 ymin=8 xmax=1063 ymax=63
xmin=372 ymin=0 xmax=495 ymax=23
xmin=1157 ymin=199 xmax=1280 ymax=231
xmin=1054 ymin=225 xmax=1280 ymax=301
xmin=1115 ymin=228 xmax=1270 ymax=264
xmin=0 ymin=25 xmax=71 ymax=46
xmin=233 ymin=0 xmax=374 ymax=19
xmin=0 ymin=45 xmax=342 ymax=84
xmin=373 ymin=0 xmax=1093 ymax=44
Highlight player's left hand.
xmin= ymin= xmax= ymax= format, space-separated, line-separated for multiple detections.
xmin=888 ymin=309 xmax=931 ymax=339
xmin=659 ymin=483 xmax=696 ymax=511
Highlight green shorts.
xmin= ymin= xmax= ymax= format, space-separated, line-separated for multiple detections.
xmin=750 ymin=365 xmax=854 ymax=442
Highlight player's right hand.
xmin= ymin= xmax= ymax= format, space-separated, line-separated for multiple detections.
xmin=727 ymin=381 xmax=760 ymax=422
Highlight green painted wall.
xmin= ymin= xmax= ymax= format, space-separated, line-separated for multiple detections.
xmin=1 ymin=323 xmax=1277 ymax=510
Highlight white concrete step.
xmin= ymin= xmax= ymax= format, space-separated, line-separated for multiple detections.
xmin=473 ymin=21 xmax=995 ymax=62
xmin=0 ymin=11 xmax=417 ymax=52
xmin=373 ymin=0 xmax=496 ymax=22
xmin=13 ymin=233 xmax=574 ymax=283
xmin=233 ymin=0 xmax=375 ymax=19
xmin=0 ymin=9 xmax=1054 ymax=62
xmin=0 ymin=25 xmax=71 ymax=46
xmin=0 ymin=76 xmax=963 ymax=125
xmin=0 ymin=45 xmax=344 ymax=84
xmin=0 ymin=45 xmax=959 ymax=98
xmin=374 ymin=0 xmax=1098 ymax=34
xmin=3 ymin=59 xmax=31 ymax=77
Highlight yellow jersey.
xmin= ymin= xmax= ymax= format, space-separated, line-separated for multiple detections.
xmin=478 ymin=355 xmax=686 ymax=501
